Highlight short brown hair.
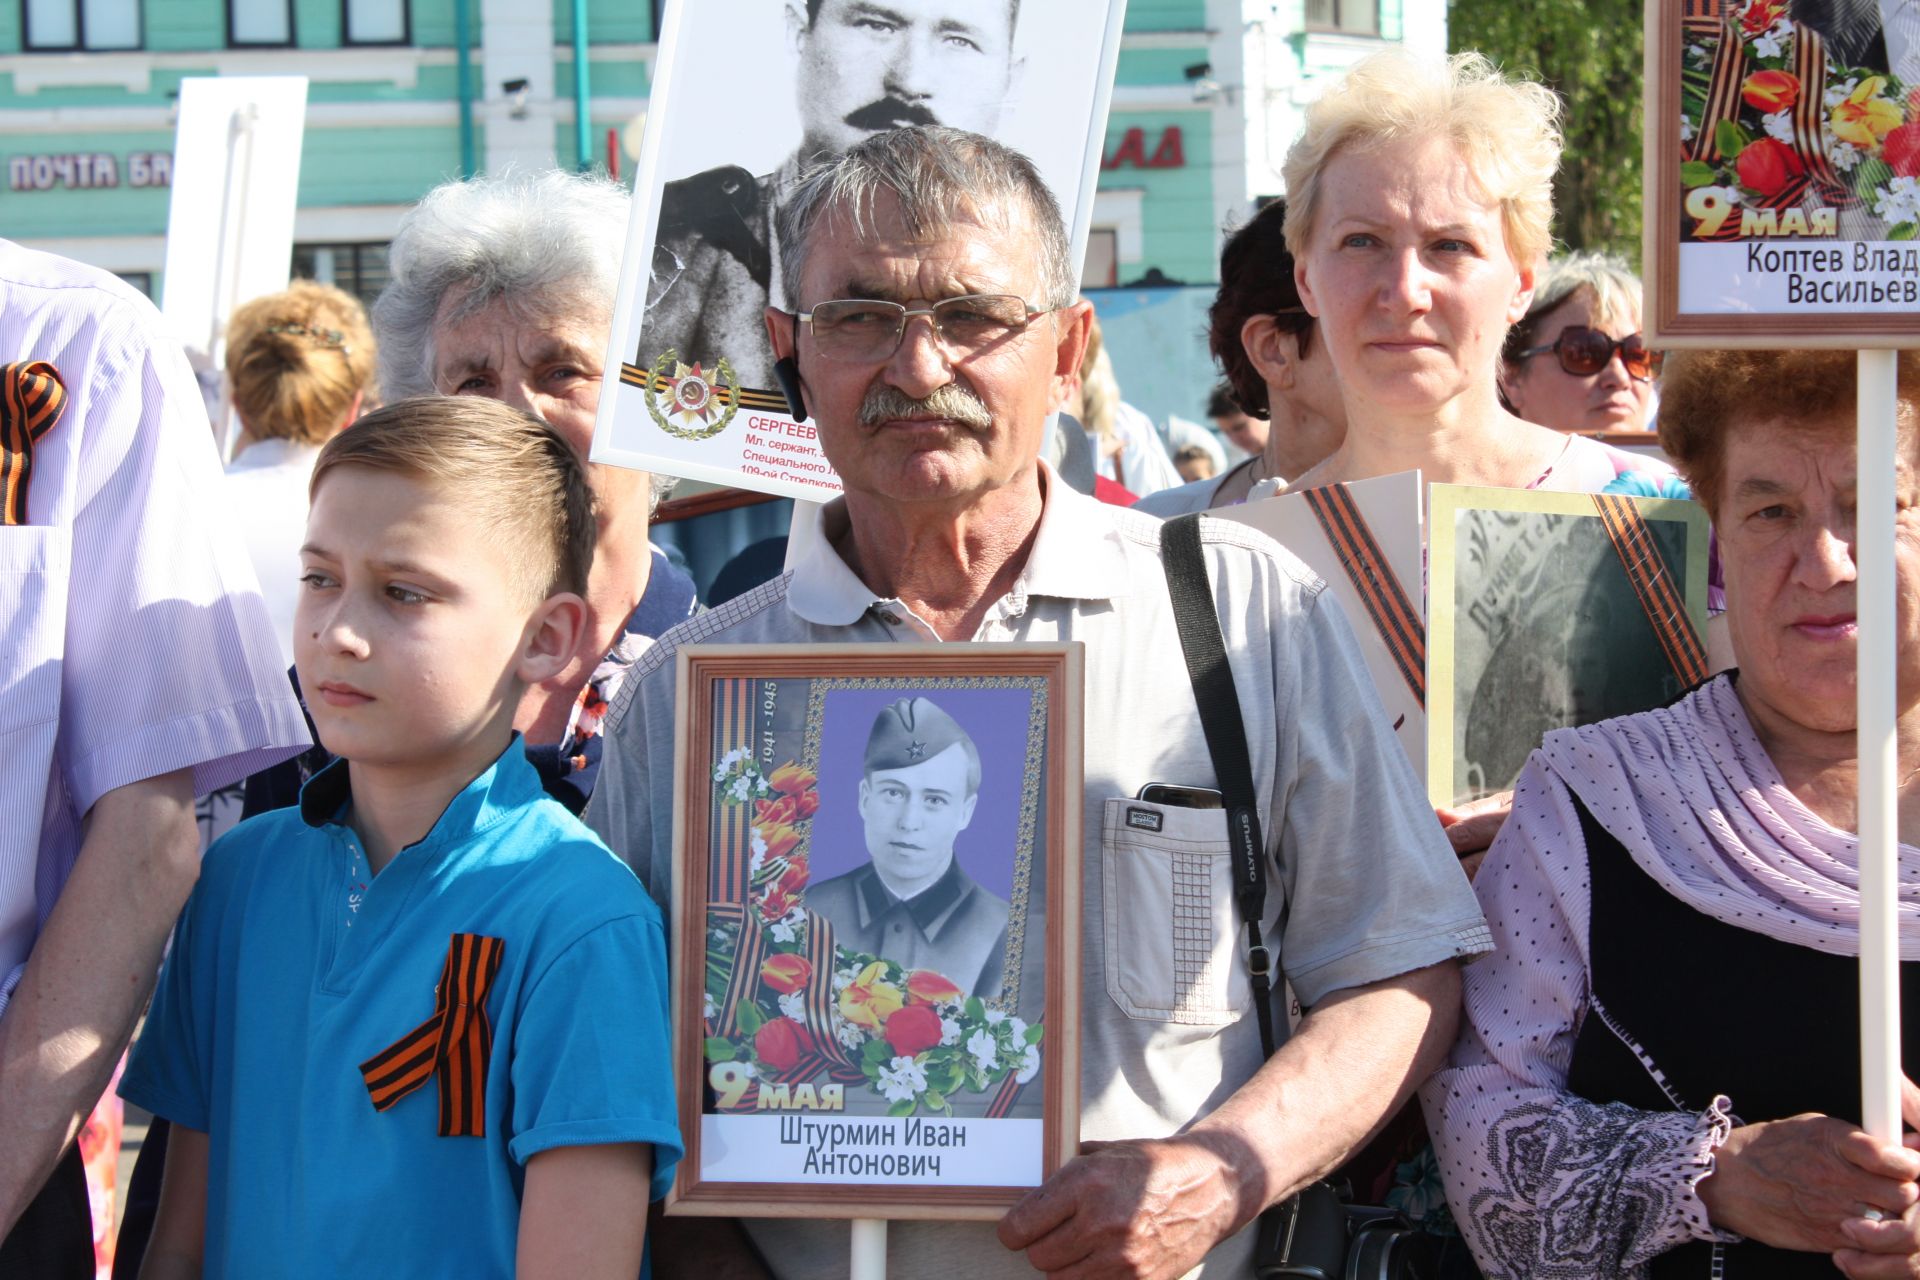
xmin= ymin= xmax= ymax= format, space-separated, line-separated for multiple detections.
xmin=310 ymin=396 xmax=596 ymax=599
xmin=226 ymin=281 xmax=377 ymax=446
xmin=1658 ymin=348 xmax=1920 ymax=514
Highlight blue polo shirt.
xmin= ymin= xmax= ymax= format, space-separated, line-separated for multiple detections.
xmin=122 ymin=739 xmax=681 ymax=1278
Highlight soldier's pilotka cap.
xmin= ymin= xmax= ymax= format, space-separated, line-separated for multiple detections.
xmin=865 ymin=697 xmax=972 ymax=774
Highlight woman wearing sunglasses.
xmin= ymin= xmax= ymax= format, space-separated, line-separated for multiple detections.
xmin=1281 ymin=50 xmax=1678 ymax=498
xmin=1501 ymin=252 xmax=1660 ymax=435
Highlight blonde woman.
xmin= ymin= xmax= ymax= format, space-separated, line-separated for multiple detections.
xmin=223 ymin=280 xmax=377 ymax=666
xmin=1500 ymin=252 xmax=1658 ymax=435
xmin=1071 ymin=311 xmax=1181 ymax=498
xmin=1284 ymin=50 xmax=1672 ymax=495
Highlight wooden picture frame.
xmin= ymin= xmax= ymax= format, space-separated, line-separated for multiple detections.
xmin=666 ymin=643 xmax=1083 ymax=1219
xmin=1427 ymin=485 xmax=1713 ymax=809
xmin=1645 ymin=0 xmax=1920 ymax=348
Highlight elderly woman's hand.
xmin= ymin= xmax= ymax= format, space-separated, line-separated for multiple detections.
xmin=1828 ymin=1082 xmax=1920 ymax=1277
xmin=1699 ymin=1084 xmax=1920 ymax=1256
xmin=1833 ymin=1202 xmax=1920 ymax=1278
xmin=1435 ymin=790 xmax=1513 ymax=881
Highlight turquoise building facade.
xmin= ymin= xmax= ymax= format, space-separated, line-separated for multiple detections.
xmin=1 ymin=0 xmax=1442 ymax=303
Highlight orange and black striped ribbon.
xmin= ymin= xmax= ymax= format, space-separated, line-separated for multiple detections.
xmin=718 ymin=907 xmax=771 ymax=1040
xmin=799 ymin=913 xmax=868 ymax=1084
xmin=619 ymin=362 xmax=789 ymax=413
xmin=1 ymin=361 xmax=68 ymax=526
xmin=1685 ymin=2 xmax=1756 ymax=239
xmin=1689 ymin=3 xmax=1745 ymax=164
xmin=712 ymin=678 xmax=756 ymax=905
xmin=1792 ymin=28 xmax=1854 ymax=208
xmin=986 ymin=1063 xmax=1027 ymax=1118
xmin=1301 ymin=484 xmax=1426 ymax=708
xmin=1593 ymin=495 xmax=1709 ymax=689
xmin=359 ymin=933 xmax=504 ymax=1137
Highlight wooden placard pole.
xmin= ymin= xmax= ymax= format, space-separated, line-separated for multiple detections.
xmin=851 ymin=1218 xmax=887 ymax=1280
xmin=1857 ymin=350 xmax=1902 ymax=1149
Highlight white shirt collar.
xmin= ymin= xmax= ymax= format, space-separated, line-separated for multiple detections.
xmin=786 ymin=458 xmax=1133 ymax=629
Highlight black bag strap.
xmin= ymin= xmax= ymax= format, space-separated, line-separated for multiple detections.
xmin=1160 ymin=513 xmax=1277 ymax=1060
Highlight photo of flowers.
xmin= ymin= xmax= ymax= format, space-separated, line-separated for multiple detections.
xmin=1646 ymin=0 xmax=1920 ymax=342
xmin=665 ymin=643 xmax=1083 ymax=1218
xmin=1678 ymin=0 xmax=1918 ymax=240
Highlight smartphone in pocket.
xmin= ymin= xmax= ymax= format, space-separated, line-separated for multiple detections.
xmin=1135 ymin=782 xmax=1224 ymax=809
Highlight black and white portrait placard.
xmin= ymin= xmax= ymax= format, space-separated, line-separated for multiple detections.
xmin=1427 ymin=486 xmax=1714 ymax=808
xmin=591 ymin=0 xmax=1127 ymax=501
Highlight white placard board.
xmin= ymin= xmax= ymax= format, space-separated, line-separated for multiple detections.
xmin=160 ymin=75 xmax=309 ymax=446
xmin=1217 ymin=472 xmax=1427 ymax=781
xmin=591 ymin=0 xmax=1130 ymax=501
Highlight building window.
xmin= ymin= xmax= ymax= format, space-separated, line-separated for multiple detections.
xmin=1305 ymin=0 xmax=1378 ymax=36
xmin=292 ymin=242 xmax=391 ymax=308
xmin=23 ymin=0 xmax=141 ymax=50
xmin=344 ymin=0 xmax=407 ymax=45
xmin=229 ymin=0 xmax=293 ymax=46
xmin=114 ymin=272 xmax=153 ymax=298
xmin=1081 ymin=228 xmax=1119 ymax=290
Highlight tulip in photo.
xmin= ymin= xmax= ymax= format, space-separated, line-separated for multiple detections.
xmin=1741 ymin=69 xmax=1799 ymax=113
xmin=760 ymin=952 xmax=813 ymax=995
xmin=904 ymin=969 xmax=963 ymax=1006
xmin=1831 ymin=78 xmax=1903 ymax=149
xmin=755 ymin=1017 xmax=807 ymax=1072
xmin=1885 ymin=121 xmax=1920 ymax=178
xmin=883 ymin=1004 xmax=945 ymax=1057
xmin=767 ymin=762 xmax=817 ymax=796
xmin=837 ymin=960 xmax=906 ymax=1031
xmin=1736 ymin=136 xmax=1804 ymax=196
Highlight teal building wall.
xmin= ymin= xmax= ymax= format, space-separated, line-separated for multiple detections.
xmin=2 ymin=0 xmax=1426 ymax=301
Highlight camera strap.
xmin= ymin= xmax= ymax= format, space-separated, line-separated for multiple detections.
xmin=1160 ymin=513 xmax=1276 ymax=1060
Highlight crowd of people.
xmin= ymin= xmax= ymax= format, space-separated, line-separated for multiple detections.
xmin=0 ymin=41 xmax=1916 ymax=1280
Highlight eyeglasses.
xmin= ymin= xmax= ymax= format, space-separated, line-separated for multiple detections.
xmin=1517 ymin=326 xmax=1661 ymax=382
xmin=794 ymin=295 xmax=1053 ymax=363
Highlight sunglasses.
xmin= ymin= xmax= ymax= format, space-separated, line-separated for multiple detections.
xmin=1517 ymin=326 xmax=1661 ymax=382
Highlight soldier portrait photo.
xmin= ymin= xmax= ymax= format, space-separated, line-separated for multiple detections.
xmin=809 ymin=695 xmax=1012 ymax=998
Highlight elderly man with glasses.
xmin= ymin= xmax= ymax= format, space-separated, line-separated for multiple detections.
xmin=586 ymin=125 xmax=1488 ymax=1278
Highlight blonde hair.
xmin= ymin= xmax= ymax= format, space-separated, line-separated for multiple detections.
xmin=1282 ymin=49 xmax=1563 ymax=272
xmin=310 ymin=396 xmax=596 ymax=600
xmin=1074 ymin=311 xmax=1120 ymax=441
xmin=1502 ymin=251 xmax=1645 ymax=365
xmin=226 ymin=281 xmax=377 ymax=446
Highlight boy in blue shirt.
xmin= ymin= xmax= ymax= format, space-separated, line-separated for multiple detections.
xmin=122 ymin=396 xmax=681 ymax=1278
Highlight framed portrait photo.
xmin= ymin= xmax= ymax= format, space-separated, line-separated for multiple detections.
xmin=1427 ymin=486 xmax=1713 ymax=809
xmin=589 ymin=0 xmax=1130 ymax=500
xmin=667 ymin=643 xmax=1083 ymax=1219
xmin=1646 ymin=0 xmax=1920 ymax=347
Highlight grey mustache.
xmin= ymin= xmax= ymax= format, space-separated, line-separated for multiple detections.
xmin=858 ymin=383 xmax=993 ymax=430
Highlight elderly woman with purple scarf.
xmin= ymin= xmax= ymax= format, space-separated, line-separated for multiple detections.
xmin=1421 ymin=347 xmax=1920 ymax=1279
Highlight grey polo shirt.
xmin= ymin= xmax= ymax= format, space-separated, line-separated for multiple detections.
xmin=584 ymin=463 xmax=1489 ymax=1278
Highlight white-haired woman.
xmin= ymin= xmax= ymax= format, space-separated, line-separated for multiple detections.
xmin=356 ymin=171 xmax=694 ymax=809
xmin=364 ymin=172 xmax=695 ymax=807
xmin=1284 ymin=50 xmax=1671 ymax=496
xmin=1501 ymin=251 xmax=1658 ymax=435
